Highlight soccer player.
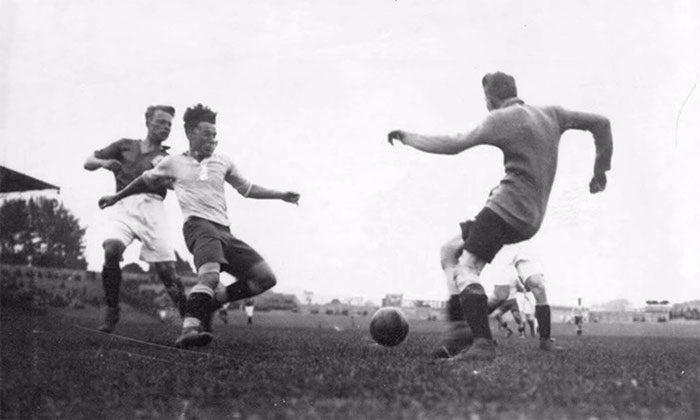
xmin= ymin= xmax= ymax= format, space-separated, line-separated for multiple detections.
xmin=517 ymin=290 xmax=537 ymax=337
xmin=488 ymin=271 xmax=526 ymax=338
xmin=98 ymin=103 xmax=300 ymax=348
xmin=388 ymin=71 xmax=612 ymax=361
xmin=244 ymin=299 xmax=255 ymax=325
xmin=572 ymin=298 xmax=586 ymax=336
xmin=84 ymin=105 xmax=186 ymax=333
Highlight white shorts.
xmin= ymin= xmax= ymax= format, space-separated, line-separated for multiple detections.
xmin=493 ymin=242 xmax=545 ymax=282
xmin=102 ymin=193 xmax=175 ymax=263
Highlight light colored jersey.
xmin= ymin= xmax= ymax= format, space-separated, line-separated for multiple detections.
xmin=244 ymin=305 xmax=255 ymax=317
xmin=143 ymin=152 xmax=252 ymax=226
xmin=572 ymin=305 xmax=585 ymax=317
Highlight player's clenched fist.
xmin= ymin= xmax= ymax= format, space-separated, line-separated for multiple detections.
xmin=98 ymin=195 xmax=118 ymax=209
xmin=387 ymin=130 xmax=406 ymax=146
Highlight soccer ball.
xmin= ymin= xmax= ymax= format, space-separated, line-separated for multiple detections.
xmin=370 ymin=307 xmax=409 ymax=347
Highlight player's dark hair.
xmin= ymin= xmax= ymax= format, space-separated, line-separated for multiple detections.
xmin=183 ymin=104 xmax=217 ymax=132
xmin=482 ymin=72 xmax=517 ymax=101
xmin=145 ymin=105 xmax=175 ymax=121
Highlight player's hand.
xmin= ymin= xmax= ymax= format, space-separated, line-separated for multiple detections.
xmin=281 ymin=191 xmax=300 ymax=205
xmin=589 ymin=172 xmax=607 ymax=194
xmin=98 ymin=195 xmax=118 ymax=209
xmin=102 ymin=159 xmax=122 ymax=172
xmin=387 ymin=130 xmax=406 ymax=146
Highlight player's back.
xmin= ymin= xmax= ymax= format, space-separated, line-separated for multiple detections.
xmin=484 ymin=103 xmax=569 ymax=237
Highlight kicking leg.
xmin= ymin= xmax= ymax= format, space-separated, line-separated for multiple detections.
xmin=432 ymin=235 xmax=473 ymax=359
xmin=176 ymin=262 xmax=219 ymax=348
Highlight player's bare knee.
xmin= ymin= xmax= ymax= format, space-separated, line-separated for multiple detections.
xmin=440 ymin=238 xmax=464 ymax=269
xmin=525 ymin=274 xmax=547 ymax=304
xmin=248 ymin=262 xmax=277 ymax=293
xmin=102 ymin=240 xmax=125 ymax=266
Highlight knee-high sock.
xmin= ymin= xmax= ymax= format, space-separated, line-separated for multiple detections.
xmin=187 ymin=283 xmax=215 ymax=323
xmin=535 ymin=305 xmax=551 ymax=340
xmin=102 ymin=265 xmax=122 ymax=308
xmin=446 ymin=295 xmax=462 ymax=322
xmin=459 ymin=286 xmax=492 ymax=340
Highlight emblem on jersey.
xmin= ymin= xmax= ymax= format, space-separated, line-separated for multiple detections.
xmin=198 ymin=164 xmax=209 ymax=180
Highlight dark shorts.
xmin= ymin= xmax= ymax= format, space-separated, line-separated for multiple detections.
xmin=183 ymin=217 xmax=264 ymax=278
xmin=460 ymin=207 xmax=529 ymax=263
xmin=574 ymin=315 xmax=583 ymax=326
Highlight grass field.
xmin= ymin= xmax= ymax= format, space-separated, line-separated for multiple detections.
xmin=2 ymin=306 xmax=700 ymax=419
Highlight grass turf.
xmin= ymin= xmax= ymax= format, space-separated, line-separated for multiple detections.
xmin=2 ymin=307 xmax=699 ymax=419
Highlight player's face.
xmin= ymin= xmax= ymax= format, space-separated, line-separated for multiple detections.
xmin=147 ymin=110 xmax=173 ymax=141
xmin=190 ymin=122 xmax=218 ymax=158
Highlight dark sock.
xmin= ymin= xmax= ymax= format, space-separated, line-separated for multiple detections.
xmin=535 ymin=305 xmax=551 ymax=340
xmin=446 ymin=295 xmax=462 ymax=322
xmin=102 ymin=265 xmax=122 ymax=308
xmin=459 ymin=290 xmax=492 ymax=340
xmin=501 ymin=322 xmax=508 ymax=329
xmin=159 ymin=271 xmax=186 ymax=315
xmin=186 ymin=292 xmax=213 ymax=322
xmin=225 ymin=281 xmax=257 ymax=302
xmin=527 ymin=320 xmax=535 ymax=336
xmin=518 ymin=324 xmax=525 ymax=333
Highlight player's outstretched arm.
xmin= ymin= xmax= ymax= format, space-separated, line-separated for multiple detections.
xmin=98 ymin=175 xmax=152 ymax=208
xmin=83 ymin=152 xmax=121 ymax=172
xmin=559 ymin=109 xmax=613 ymax=194
xmin=387 ymin=129 xmax=479 ymax=155
xmin=245 ymin=184 xmax=300 ymax=205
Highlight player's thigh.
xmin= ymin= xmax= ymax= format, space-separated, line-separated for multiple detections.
xmin=222 ymin=235 xmax=272 ymax=281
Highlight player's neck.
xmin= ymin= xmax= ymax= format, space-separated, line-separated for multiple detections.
xmin=142 ymin=136 xmax=163 ymax=152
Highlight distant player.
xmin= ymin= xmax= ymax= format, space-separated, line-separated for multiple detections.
xmin=99 ymin=103 xmax=300 ymax=348
xmin=488 ymin=269 xmax=527 ymax=338
xmin=516 ymin=290 xmax=537 ymax=337
xmin=244 ymin=299 xmax=255 ymax=325
xmin=388 ymin=71 xmax=612 ymax=361
xmin=84 ymin=105 xmax=186 ymax=333
xmin=572 ymin=298 xmax=585 ymax=336
xmin=218 ymin=302 xmax=230 ymax=325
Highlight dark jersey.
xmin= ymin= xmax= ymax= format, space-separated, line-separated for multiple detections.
xmin=94 ymin=138 xmax=169 ymax=199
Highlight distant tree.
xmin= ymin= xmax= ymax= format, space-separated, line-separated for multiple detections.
xmin=0 ymin=198 xmax=87 ymax=269
xmin=147 ymin=251 xmax=194 ymax=276
xmin=330 ymin=298 xmax=341 ymax=305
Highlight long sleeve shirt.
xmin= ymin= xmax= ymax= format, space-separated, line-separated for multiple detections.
xmin=402 ymin=98 xmax=612 ymax=237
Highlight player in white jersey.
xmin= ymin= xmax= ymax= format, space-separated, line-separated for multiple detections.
xmin=488 ymin=271 xmax=526 ymax=338
xmin=99 ymin=103 xmax=300 ymax=348
xmin=516 ymin=290 xmax=537 ymax=337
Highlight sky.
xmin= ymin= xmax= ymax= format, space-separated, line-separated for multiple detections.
xmin=1 ymin=0 xmax=699 ymax=307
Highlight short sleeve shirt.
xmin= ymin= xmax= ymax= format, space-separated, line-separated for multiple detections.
xmin=143 ymin=152 xmax=252 ymax=226
xmin=94 ymin=138 xmax=169 ymax=198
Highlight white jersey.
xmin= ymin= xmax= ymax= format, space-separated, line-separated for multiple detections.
xmin=143 ymin=152 xmax=252 ymax=226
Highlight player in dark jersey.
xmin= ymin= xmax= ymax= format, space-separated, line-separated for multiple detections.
xmin=388 ymin=71 xmax=612 ymax=361
xmin=84 ymin=105 xmax=186 ymax=333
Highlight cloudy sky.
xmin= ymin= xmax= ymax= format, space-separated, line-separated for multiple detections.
xmin=2 ymin=0 xmax=699 ymax=306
